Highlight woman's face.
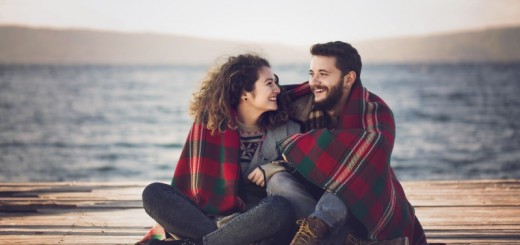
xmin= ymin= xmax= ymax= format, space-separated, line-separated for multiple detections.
xmin=242 ymin=66 xmax=280 ymax=114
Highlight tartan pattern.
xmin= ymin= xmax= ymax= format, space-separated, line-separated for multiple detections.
xmin=171 ymin=118 xmax=244 ymax=215
xmin=280 ymin=82 xmax=427 ymax=244
xmin=304 ymin=109 xmax=328 ymax=132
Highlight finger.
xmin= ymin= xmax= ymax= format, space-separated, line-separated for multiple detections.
xmin=256 ymin=178 xmax=263 ymax=186
xmin=248 ymin=168 xmax=260 ymax=180
xmin=253 ymin=173 xmax=261 ymax=183
xmin=248 ymin=170 xmax=259 ymax=181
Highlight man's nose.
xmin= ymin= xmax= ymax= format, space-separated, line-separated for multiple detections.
xmin=309 ymin=75 xmax=320 ymax=86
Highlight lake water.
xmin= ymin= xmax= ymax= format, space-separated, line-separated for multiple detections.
xmin=1 ymin=63 xmax=519 ymax=182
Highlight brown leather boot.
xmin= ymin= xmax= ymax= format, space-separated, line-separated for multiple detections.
xmin=289 ymin=217 xmax=329 ymax=245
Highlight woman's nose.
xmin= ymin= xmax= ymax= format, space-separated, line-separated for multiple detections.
xmin=273 ymin=84 xmax=280 ymax=93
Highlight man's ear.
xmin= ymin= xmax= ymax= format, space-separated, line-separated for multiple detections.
xmin=343 ymin=71 xmax=356 ymax=87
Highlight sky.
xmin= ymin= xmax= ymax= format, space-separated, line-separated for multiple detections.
xmin=1 ymin=0 xmax=520 ymax=46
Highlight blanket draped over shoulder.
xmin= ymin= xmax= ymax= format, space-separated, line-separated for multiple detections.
xmin=279 ymin=82 xmax=426 ymax=244
xmin=171 ymin=119 xmax=244 ymax=215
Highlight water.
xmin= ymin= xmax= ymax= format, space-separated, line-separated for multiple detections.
xmin=1 ymin=63 xmax=519 ymax=182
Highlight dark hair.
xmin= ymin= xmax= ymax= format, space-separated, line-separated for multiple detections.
xmin=190 ymin=54 xmax=290 ymax=133
xmin=310 ymin=41 xmax=362 ymax=82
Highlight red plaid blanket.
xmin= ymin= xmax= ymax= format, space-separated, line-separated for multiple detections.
xmin=279 ymin=82 xmax=426 ymax=244
xmin=171 ymin=119 xmax=244 ymax=215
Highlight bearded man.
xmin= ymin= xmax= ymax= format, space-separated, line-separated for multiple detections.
xmin=272 ymin=41 xmax=428 ymax=245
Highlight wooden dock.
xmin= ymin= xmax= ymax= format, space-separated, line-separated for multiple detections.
xmin=1 ymin=180 xmax=519 ymax=244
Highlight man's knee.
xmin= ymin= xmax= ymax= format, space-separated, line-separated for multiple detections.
xmin=267 ymin=172 xmax=298 ymax=195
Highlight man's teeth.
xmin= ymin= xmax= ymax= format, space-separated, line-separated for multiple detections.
xmin=315 ymin=88 xmax=324 ymax=92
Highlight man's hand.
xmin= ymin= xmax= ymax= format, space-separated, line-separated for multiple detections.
xmin=248 ymin=167 xmax=265 ymax=187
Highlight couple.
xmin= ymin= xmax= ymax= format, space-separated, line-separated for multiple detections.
xmin=138 ymin=41 xmax=427 ymax=245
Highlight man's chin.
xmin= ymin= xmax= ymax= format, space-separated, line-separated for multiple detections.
xmin=313 ymin=96 xmax=325 ymax=104
xmin=313 ymin=101 xmax=328 ymax=110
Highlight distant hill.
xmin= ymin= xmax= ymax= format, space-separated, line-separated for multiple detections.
xmin=356 ymin=26 xmax=520 ymax=63
xmin=1 ymin=25 xmax=519 ymax=64
xmin=0 ymin=26 xmax=308 ymax=65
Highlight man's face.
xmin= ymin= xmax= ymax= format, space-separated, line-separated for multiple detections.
xmin=309 ymin=55 xmax=346 ymax=110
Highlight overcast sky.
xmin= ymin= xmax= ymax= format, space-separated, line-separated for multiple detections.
xmin=1 ymin=0 xmax=520 ymax=46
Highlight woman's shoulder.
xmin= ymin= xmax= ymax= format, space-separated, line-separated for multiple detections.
xmin=267 ymin=119 xmax=301 ymax=136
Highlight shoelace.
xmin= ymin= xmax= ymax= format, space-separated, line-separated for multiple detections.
xmin=292 ymin=219 xmax=319 ymax=244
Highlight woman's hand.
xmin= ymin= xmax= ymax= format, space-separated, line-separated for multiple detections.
xmin=248 ymin=167 xmax=265 ymax=187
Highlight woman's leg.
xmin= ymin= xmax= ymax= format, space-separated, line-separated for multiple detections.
xmin=142 ymin=182 xmax=218 ymax=239
xmin=203 ymin=195 xmax=293 ymax=245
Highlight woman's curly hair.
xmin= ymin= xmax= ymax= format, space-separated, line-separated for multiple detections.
xmin=190 ymin=54 xmax=290 ymax=133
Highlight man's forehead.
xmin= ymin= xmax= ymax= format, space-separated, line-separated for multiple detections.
xmin=310 ymin=56 xmax=338 ymax=70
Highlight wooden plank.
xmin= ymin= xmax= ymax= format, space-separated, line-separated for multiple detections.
xmin=0 ymin=180 xmax=519 ymax=244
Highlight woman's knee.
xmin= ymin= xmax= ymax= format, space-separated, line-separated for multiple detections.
xmin=142 ymin=182 xmax=167 ymax=208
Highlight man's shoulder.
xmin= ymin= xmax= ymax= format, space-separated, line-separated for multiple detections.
xmin=283 ymin=82 xmax=314 ymax=123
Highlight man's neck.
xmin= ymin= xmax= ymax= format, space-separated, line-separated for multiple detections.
xmin=326 ymin=93 xmax=349 ymax=119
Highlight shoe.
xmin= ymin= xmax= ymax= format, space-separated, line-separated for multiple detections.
xmin=290 ymin=217 xmax=329 ymax=245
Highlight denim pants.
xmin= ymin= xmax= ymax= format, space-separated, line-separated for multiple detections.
xmin=142 ymin=182 xmax=293 ymax=245
xmin=267 ymin=172 xmax=348 ymax=241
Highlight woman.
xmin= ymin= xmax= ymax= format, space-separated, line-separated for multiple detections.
xmin=139 ymin=54 xmax=300 ymax=245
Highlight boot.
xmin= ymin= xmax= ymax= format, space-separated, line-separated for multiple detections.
xmin=290 ymin=217 xmax=329 ymax=245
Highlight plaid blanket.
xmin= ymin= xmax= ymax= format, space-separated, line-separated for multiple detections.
xmin=171 ymin=119 xmax=244 ymax=215
xmin=279 ymin=82 xmax=427 ymax=244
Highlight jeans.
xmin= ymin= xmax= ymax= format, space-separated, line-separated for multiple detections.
xmin=142 ymin=182 xmax=293 ymax=245
xmin=267 ymin=172 xmax=348 ymax=242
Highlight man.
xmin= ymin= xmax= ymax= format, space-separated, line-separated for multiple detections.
xmin=278 ymin=41 xmax=427 ymax=245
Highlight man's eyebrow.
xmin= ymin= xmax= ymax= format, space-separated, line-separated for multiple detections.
xmin=309 ymin=69 xmax=330 ymax=73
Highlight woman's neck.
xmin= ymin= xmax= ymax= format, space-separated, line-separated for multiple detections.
xmin=237 ymin=105 xmax=261 ymax=128
xmin=236 ymin=106 xmax=263 ymax=134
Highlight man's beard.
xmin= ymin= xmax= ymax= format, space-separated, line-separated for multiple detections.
xmin=313 ymin=80 xmax=344 ymax=111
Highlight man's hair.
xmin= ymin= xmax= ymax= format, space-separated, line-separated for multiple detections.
xmin=310 ymin=41 xmax=362 ymax=82
xmin=190 ymin=54 xmax=290 ymax=133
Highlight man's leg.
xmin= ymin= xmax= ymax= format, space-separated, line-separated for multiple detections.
xmin=266 ymin=171 xmax=317 ymax=218
xmin=311 ymin=192 xmax=348 ymax=231
xmin=291 ymin=190 xmax=349 ymax=245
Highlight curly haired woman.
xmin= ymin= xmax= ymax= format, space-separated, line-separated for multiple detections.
xmin=138 ymin=54 xmax=300 ymax=245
